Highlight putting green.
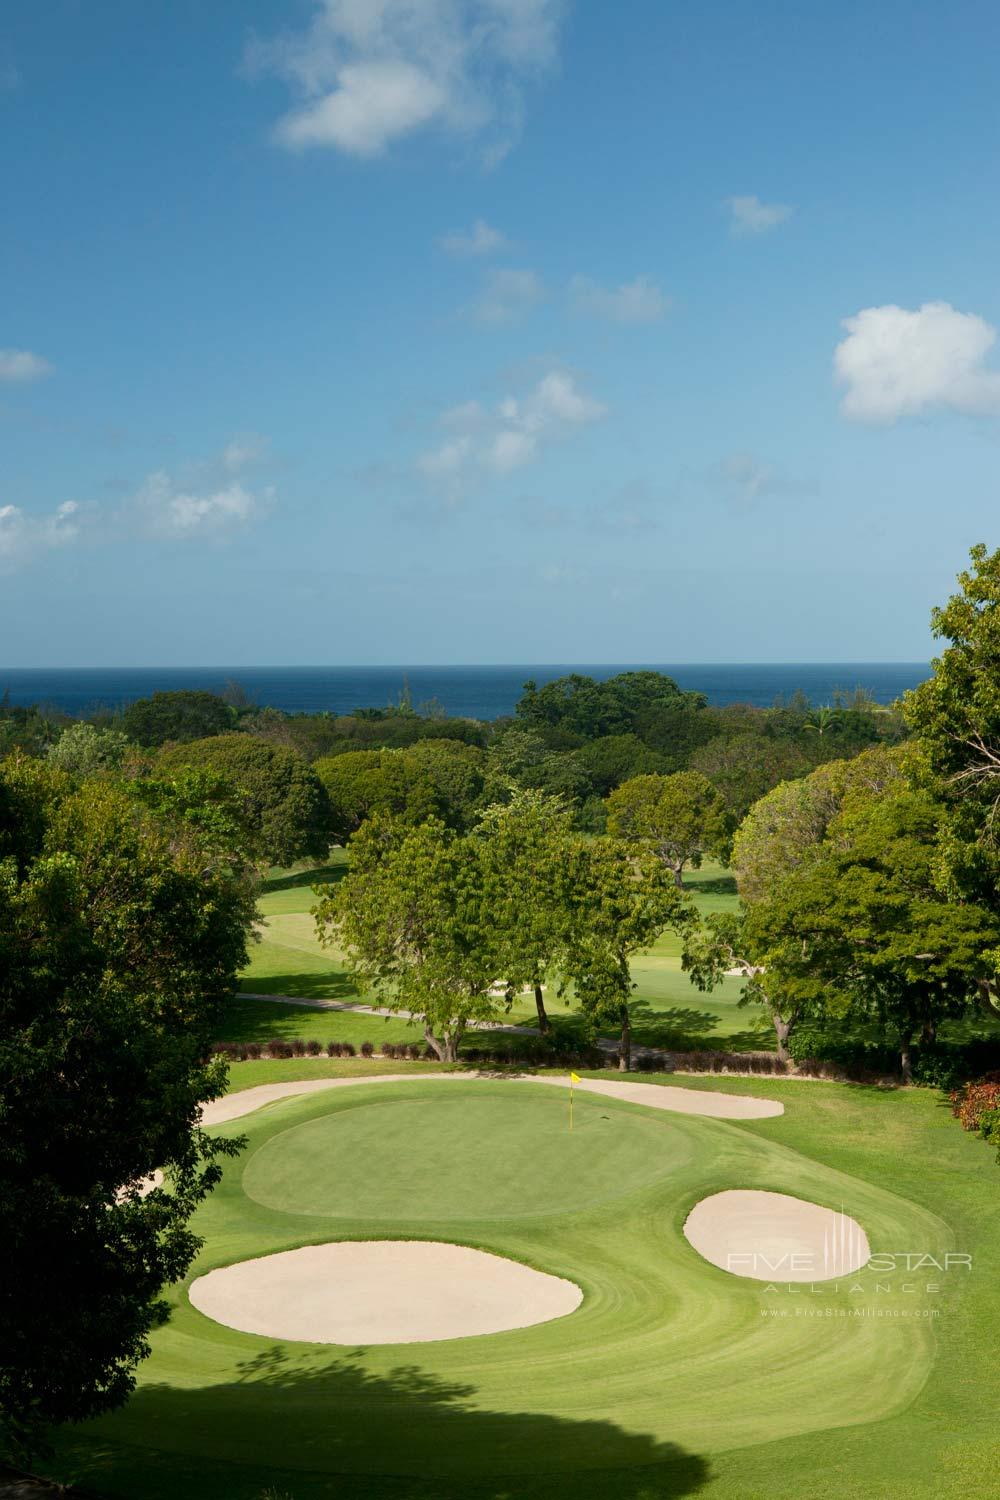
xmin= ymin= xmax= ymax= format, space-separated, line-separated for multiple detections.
xmin=53 ymin=1077 xmax=969 ymax=1500
xmin=243 ymin=1092 xmax=693 ymax=1219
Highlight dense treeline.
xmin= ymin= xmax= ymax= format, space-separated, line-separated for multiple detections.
xmin=0 ymin=667 xmax=907 ymax=857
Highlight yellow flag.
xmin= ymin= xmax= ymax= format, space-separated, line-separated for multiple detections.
xmin=570 ymin=1071 xmax=581 ymax=1083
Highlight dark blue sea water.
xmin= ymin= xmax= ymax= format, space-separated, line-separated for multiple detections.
xmin=0 ymin=664 xmax=929 ymax=720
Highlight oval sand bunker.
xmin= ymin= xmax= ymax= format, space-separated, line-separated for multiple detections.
xmin=684 ymin=1190 xmax=870 ymax=1281
xmin=189 ymin=1240 xmax=583 ymax=1344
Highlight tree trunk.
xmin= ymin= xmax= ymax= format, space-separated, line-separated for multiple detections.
xmin=423 ymin=1026 xmax=446 ymax=1062
xmin=423 ymin=1026 xmax=461 ymax=1063
xmin=920 ymin=1017 xmax=936 ymax=1046
xmin=533 ymin=983 xmax=550 ymax=1034
xmin=977 ymin=979 xmax=1000 ymax=1018
xmin=899 ymin=1031 xmax=913 ymax=1085
xmin=672 ymin=863 xmax=684 ymax=889
xmin=619 ymin=1004 xmax=632 ymax=1072
xmin=772 ymin=1012 xmax=792 ymax=1064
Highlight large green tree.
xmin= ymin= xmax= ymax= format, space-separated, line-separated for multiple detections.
xmin=314 ymin=817 xmax=503 ymax=1061
xmin=905 ymin=543 xmax=1000 ymax=1016
xmin=475 ymin=789 xmax=577 ymax=1033
xmin=0 ymin=755 xmax=256 ymax=1454
xmin=120 ymin=690 xmax=234 ymax=748
xmin=561 ymin=837 xmax=691 ymax=1069
xmin=158 ymin=734 xmax=331 ymax=866
xmin=606 ymin=771 xmax=729 ymax=885
xmin=46 ymin=721 xmax=133 ymax=777
xmin=313 ymin=749 xmax=439 ymax=843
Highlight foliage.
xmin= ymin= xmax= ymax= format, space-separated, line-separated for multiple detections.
xmin=730 ymin=745 xmax=904 ymax=903
xmin=475 ymin=789 xmax=577 ymax=1030
xmin=0 ymin=753 xmax=256 ymax=1453
xmin=313 ymin=817 xmax=505 ymax=1061
xmin=45 ymin=721 xmax=133 ymax=777
xmin=120 ymin=691 xmax=234 ymax=748
xmin=689 ymin=733 xmax=813 ymax=825
xmin=950 ymin=1077 xmax=1000 ymax=1132
xmin=395 ymin=738 xmax=486 ymax=829
xmin=515 ymin=670 xmax=705 ymax=742
xmin=560 ymin=836 xmax=692 ymax=1068
xmin=313 ymin=749 xmax=439 ymax=842
xmin=570 ymin=733 xmax=667 ymax=797
xmin=157 ymin=735 xmax=331 ymax=866
xmin=606 ymin=771 xmax=729 ymax=884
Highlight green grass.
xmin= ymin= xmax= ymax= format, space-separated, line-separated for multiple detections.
xmin=238 ymin=859 xmax=763 ymax=1052
xmin=45 ymin=1072 xmax=1000 ymax=1499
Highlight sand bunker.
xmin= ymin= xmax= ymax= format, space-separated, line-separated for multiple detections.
xmin=189 ymin=1240 xmax=582 ymax=1344
xmin=683 ymin=1189 xmax=870 ymax=1281
xmin=201 ymin=1072 xmax=783 ymax=1127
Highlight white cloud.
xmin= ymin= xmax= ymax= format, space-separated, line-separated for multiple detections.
xmin=469 ymin=267 xmax=543 ymax=323
xmin=222 ymin=433 xmax=270 ymax=472
xmin=135 ymin=471 xmax=264 ymax=538
xmin=568 ymin=274 xmax=669 ymax=324
xmin=726 ymin=195 xmax=793 ymax=236
xmin=0 ymin=501 xmax=81 ymax=565
xmin=439 ymin=218 xmax=508 ymax=255
xmin=0 ymin=348 xmax=52 ymax=383
xmin=417 ymin=368 xmax=605 ymax=500
xmin=248 ymin=0 xmax=565 ymax=160
xmin=835 ymin=301 xmax=1000 ymax=423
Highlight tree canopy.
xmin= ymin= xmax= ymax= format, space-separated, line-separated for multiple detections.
xmin=606 ymin=771 xmax=729 ymax=885
xmin=120 ymin=690 xmax=234 ymax=748
xmin=157 ymin=734 xmax=331 ymax=867
xmin=0 ymin=754 xmax=256 ymax=1453
xmin=314 ymin=816 xmax=503 ymax=1061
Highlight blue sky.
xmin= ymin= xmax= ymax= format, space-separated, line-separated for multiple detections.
xmin=3 ymin=0 xmax=1000 ymax=666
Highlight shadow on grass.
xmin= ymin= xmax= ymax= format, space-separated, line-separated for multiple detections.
xmin=680 ymin=872 xmax=737 ymax=898
xmin=53 ymin=1347 xmax=710 ymax=1500
xmin=623 ymin=1000 xmax=772 ymax=1055
xmin=236 ymin=972 xmax=363 ymax=1003
xmin=262 ymin=863 xmax=347 ymax=895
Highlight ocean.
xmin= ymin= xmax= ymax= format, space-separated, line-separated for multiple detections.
xmin=0 ymin=664 xmax=930 ymax=721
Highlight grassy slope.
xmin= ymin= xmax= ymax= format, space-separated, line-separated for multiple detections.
xmin=236 ymin=858 xmax=764 ymax=1052
xmin=47 ymin=1072 xmax=999 ymax=1500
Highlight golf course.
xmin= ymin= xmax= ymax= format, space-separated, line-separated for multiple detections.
xmin=48 ymin=1068 xmax=998 ymax=1500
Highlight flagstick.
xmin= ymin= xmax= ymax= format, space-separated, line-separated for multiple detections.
xmin=570 ymin=1082 xmax=574 ymax=1132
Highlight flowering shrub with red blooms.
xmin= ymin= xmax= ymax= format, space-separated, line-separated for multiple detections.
xmin=950 ymin=1074 xmax=1000 ymax=1132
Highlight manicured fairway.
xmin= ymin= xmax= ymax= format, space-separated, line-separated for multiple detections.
xmin=46 ymin=1071 xmax=1000 ymax=1500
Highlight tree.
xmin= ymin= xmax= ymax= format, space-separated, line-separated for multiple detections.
xmin=46 ymin=722 xmax=133 ymax=777
xmin=744 ymin=784 xmax=1000 ymax=1079
xmin=0 ymin=754 xmax=255 ymax=1454
xmin=157 ymin=734 xmax=331 ymax=867
xmin=515 ymin=671 xmax=704 ymax=744
xmin=120 ymin=690 xmax=233 ymax=748
xmin=571 ymin=734 xmax=666 ymax=798
xmin=682 ymin=908 xmax=804 ymax=1061
xmin=475 ymin=790 xmax=577 ymax=1033
xmin=400 ymin=739 xmax=486 ymax=830
xmin=688 ymin=733 xmax=812 ymax=826
xmin=561 ymin=838 xmax=691 ymax=1069
xmin=730 ymin=745 xmax=903 ymax=904
xmin=606 ymin=771 xmax=729 ymax=886
xmin=313 ymin=749 xmax=439 ymax=843
xmin=314 ymin=817 xmax=503 ymax=1062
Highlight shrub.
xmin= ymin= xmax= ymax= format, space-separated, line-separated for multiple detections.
xmin=951 ymin=1076 xmax=1000 ymax=1132
xmin=381 ymin=1041 xmax=396 ymax=1058
xmin=246 ymin=1042 xmax=261 ymax=1060
xmin=267 ymin=1039 xmax=292 ymax=1059
xmin=290 ymin=1038 xmax=306 ymax=1057
xmin=407 ymin=1043 xmax=421 ymax=1061
xmin=326 ymin=1041 xmax=342 ymax=1057
xmin=341 ymin=1041 xmax=356 ymax=1057
xmin=360 ymin=1041 xmax=374 ymax=1058
xmin=306 ymin=1039 xmax=322 ymax=1056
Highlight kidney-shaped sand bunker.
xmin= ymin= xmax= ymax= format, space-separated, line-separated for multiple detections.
xmin=684 ymin=1189 xmax=870 ymax=1282
xmin=189 ymin=1240 xmax=583 ymax=1344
